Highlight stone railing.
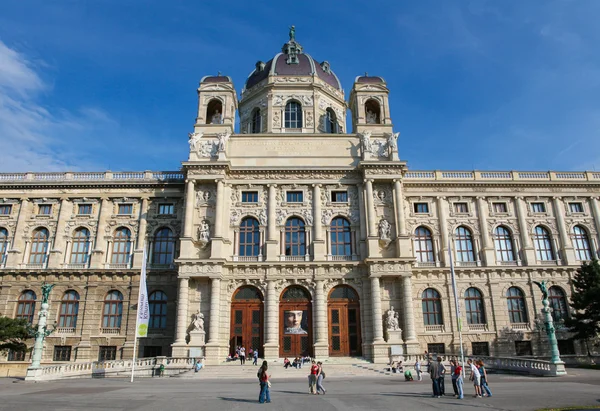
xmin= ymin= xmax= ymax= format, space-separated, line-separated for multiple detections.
xmin=25 ymin=356 xmax=195 ymax=381
xmin=404 ymin=170 xmax=600 ymax=182
xmin=476 ymin=356 xmax=566 ymax=376
xmin=0 ymin=171 xmax=184 ymax=184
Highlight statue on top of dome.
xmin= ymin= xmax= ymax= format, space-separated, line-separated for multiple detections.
xmin=289 ymin=25 xmax=296 ymax=42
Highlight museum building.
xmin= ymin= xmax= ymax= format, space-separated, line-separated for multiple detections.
xmin=0 ymin=31 xmax=599 ymax=365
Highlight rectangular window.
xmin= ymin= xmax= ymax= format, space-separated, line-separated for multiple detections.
xmin=332 ymin=191 xmax=348 ymax=203
xmin=471 ymin=342 xmax=490 ymax=356
xmin=557 ymin=339 xmax=576 ymax=355
xmin=531 ymin=202 xmax=546 ymax=213
xmin=515 ymin=340 xmax=533 ymax=356
xmin=414 ymin=203 xmax=429 ymax=213
xmin=7 ymin=350 xmax=26 ymax=361
xmin=158 ymin=204 xmax=174 ymax=215
xmin=0 ymin=205 xmax=12 ymax=215
xmin=38 ymin=204 xmax=52 ymax=215
xmin=569 ymin=203 xmax=584 ymax=213
xmin=53 ymin=345 xmax=72 ymax=362
xmin=493 ymin=202 xmax=507 ymax=213
xmin=98 ymin=346 xmax=117 ymax=361
xmin=241 ymin=191 xmax=259 ymax=203
xmin=286 ymin=191 xmax=303 ymax=203
xmin=77 ymin=204 xmax=92 ymax=215
xmin=143 ymin=346 xmax=163 ymax=358
xmin=118 ymin=204 xmax=133 ymax=215
xmin=454 ymin=202 xmax=468 ymax=213
xmin=427 ymin=343 xmax=445 ymax=355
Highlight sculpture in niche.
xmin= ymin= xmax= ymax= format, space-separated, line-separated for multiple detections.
xmin=211 ymin=110 xmax=222 ymax=124
xmin=191 ymin=310 xmax=205 ymax=331
xmin=322 ymin=209 xmax=334 ymax=225
xmin=196 ymin=220 xmax=211 ymax=248
xmin=258 ymin=210 xmax=267 ymax=226
xmin=387 ymin=132 xmax=399 ymax=151
xmin=273 ymin=111 xmax=281 ymax=128
xmin=366 ymin=109 xmax=377 ymax=124
xmin=188 ymin=132 xmax=203 ymax=152
xmin=377 ymin=190 xmax=386 ymax=202
xmin=360 ymin=131 xmax=372 ymax=153
xmin=379 ymin=218 xmax=391 ymax=241
xmin=217 ymin=131 xmax=230 ymax=152
xmin=385 ymin=306 xmax=400 ymax=331
xmin=199 ymin=141 xmax=217 ymax=158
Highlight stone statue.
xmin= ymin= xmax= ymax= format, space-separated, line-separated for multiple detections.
xmin=387 ymin=132 xmax=399 ymax=150
xmin=41 ymin=283 xmax=55 ymax=304
xmin=217 ymin=131 xmax=230 ymax=152
xmin=198 ymin=220 xmax=210 ymax=243
xmin=289 ymin=25 xmax=296 ymax=41
xmin=386 ymin=306 xmax=400 ymax=331
xmin=360 ymin=131 xmax=372 ymax=153
xmin=211 ymin=110 xmax=222 ymax=124
xmin=191 ymin=310 xmax=204 ymax=331
xmin=188 ymin=132 xmax=202 ymax=151
xmin=258 ymin=210 xmax=267 ymax=226
xmin=378 ymin=218 xmax=391 ymax=240
xmin=366 ymin=109 xmax=377 ymax=124
xmin=533 ymin=280 xmax=549 ymax=301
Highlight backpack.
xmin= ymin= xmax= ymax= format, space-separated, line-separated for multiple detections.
xmin=321 ymin=371 xmax=326 ymax=380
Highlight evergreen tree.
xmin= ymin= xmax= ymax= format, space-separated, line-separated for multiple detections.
xmin=0 ymin=317 xmax=32 ymax=352
xmin=565 ymin=260 xmax=600 ymax=351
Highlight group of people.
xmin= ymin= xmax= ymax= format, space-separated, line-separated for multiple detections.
xmin=308 ymin=360 xmax=327 ymax=395
xmin=426 ymin=356 xmax=493 ymax=399
xmin=227 ymin=346 xmax=259 ymax=366
xmin=282 ymin=356 xmax=311 ymax=369
xmin=256 ymin=358 xmax=327 ymax=404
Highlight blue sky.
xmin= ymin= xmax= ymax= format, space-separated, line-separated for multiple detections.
xmin=0 ymin=0 xmax=599 ymax=172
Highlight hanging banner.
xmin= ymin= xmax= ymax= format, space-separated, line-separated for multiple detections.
xmin=136 ymin=248 xmax=150 ymax=338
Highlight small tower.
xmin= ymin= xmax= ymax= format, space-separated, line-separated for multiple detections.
xmin=349 ymin=75 xmax=394 ymax=136
xmin=193 ymin=75 xmax=237 ymax=135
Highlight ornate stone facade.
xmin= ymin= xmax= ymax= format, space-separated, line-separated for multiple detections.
xmin=1 ymin=32 xmax=599 ymax=366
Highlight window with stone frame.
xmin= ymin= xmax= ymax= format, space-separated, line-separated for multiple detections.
xmin=557 ymin=340 xmax=576 ymax=355
xmin=98 ymin=346 xmax=117 ymax=361
xmin=158 ymin=204 xmax=174 ymax=215
xmin=58 ymin=290 xmax=79 ymax=329
xmin=471 ymin=342 xmax=490 ymax=356
xmin=8 ymin=350 xmax=26 ymax=361
xmin=241 ymin=191 xmax=259 ymax=203
xmin=0 ymin=204 xmax=12 ymax=215
xmin=464 ymin=287 xmax=486 ymax=325
xmin=331 ymin=191 xmax=348 ymax=203
xmin=70 ymin=228 xmax=91 ymax=264
xmin=29 ymin=227 xmax=49 ymax=264
xmin=284 ymin=101 xmax=302 ymax=129
xmin=143 ymin=346 xmax=163 ymax=358
xmin=569 ymin=202 xmax=584 ymax=213
xmin=530 ymin=202 xmax=546 ymax=213
xmin=111 ymin=227 xmax=131 ymax=264
xmin=548 ymin=286 xmax=569 ymax=323
xmin=493 ymin=226 xmax=515 ymax=262
xmin=77 ymin=204 xmax=92 ymax=215
xmin=238 ymin=217 xmax=260 ymax=257
xmin=454 ymin=202 xmax=468 ymax=213
xmin=16 ymin=290 xmax=36 ymax=324
xmin=507 ymin=287 xmax=528 ymax=324
xmin=454 ymin=226 xmax=475 ymax=262
xmin=414 ymin=226 xmax=434 ymax=263
xmin=492 ymin=202 xmax=508 ymax=213
xmin=286 ymin=191 xmax=303 ymax=203
xmin=284 ymin=217 xmax=305 ymax=256
xmin=53 ymin=345 xmax=72 ymax=361
xmin=533 ymin=226 xmax=555 ymax=261
xmin=38 ymin=204 xmax=52 ymax=215
xmin=149 ymin=291 xmax=167 ymax=329
xmin=414 ymin=202 xmax=429 ymax=214
xmin=151 ymin=227 xmax=175 ymax=265
xmin=251 ymin=108 xmax=262 ymax=134
xmin=102 ymin=291 xmax=123 ymax=329
xmin=330 ymin=217 xmax=352 ymax=256
xmin=572 ymin=225 xmax=592 ymax=261
xmin=422 ymin=288 xmax=443 ymax=326
xmin=117 ymin=204 xmax=133 ymax=215
xmin=515 ymin=340 xmax=533 ymax=356
xmin=427 ymin=343 xmax=445 ymax=355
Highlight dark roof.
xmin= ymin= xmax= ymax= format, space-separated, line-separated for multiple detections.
xmin=356 ymin=76 xmax=385 ymax=84
xmin=245 ymin=59 xmax=273 ymax=90
xmin=201 ymin=75 xmax=232 ymax=83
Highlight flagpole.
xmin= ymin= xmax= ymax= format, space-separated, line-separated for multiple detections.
xmin=448 ymin=242 xmax=465 ymax=373
xmin=131 ymin=245 xmax=149 ymax=383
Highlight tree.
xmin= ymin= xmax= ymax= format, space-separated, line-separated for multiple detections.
xmin=565 ymin=260 xmax=600 ymax=353
xmin=0 ymin=317 xmax=32 ymax=352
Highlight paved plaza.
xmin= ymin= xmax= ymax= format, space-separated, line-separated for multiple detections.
xmin=1 ymin=369 xmax=600 ymax=411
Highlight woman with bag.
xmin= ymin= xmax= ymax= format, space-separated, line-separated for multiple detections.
xmin=477 ymin=360 xmax=493 ymax=397
xmin=316 ymin=362 xmax=327 ymax=395
xmin=308 ymin=360 xmax=319 ymax=394
xmin=258 ymin=361 xmax=271 ymax=404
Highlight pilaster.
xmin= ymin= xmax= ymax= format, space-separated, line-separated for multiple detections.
xmin=401 ymin=275 xmax=419 ymax=354
xmin=393 ymin=180 xmax=411 ymax=257
xmin=312 ymin=184 xmax=325 ymax=259
xmin=313 ymin=279 xmax=328 ymax=358
xmin=515 ymin=197 xmax=536 ymax=264
xmin=48 ymin=198 xmax=70 ymax=267
xmin=437 ymin=196 xmax=449 ymax=266
xmin=263 ymin=279 xmax=279 ymax=359
xmin=171 ymin=277 xmax=190 ymax=356
xmin=210 ymin=180 xmax=226 ymax=258
xmin=6 ymin=199 xmax=29 ymax=267
xmin=553 ymin=197 xmax=575 ymax=265
xmin=477 ymin=196 xmax=495 ymax=265
xmin=204 ymin=277 xmax=224 ymax=363
xmin=133 ymin=197 xmax=149 ymax=268
xmin=91 ymin=198 xmax=110 ymax=268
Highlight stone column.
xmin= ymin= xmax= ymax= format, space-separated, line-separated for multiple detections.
xmin=174 ymin=277 xmax=189 ymax=345
xmin=49 ymin=198 xmax=70 ymax=267
xmin=207 ymin=278 xmax=221 ymax=344
xmin=263 ymin=280 xmax=279 ymax=359
xmin=370 ymin=277 xmax=384 ymax=343
xmin=437 ymin=196 xmax=449 ymax=265
xmin=589 ymin=197 xmax=600 ymax=257
xmin=314 ymin=279 xmax=328 ymax=358
xmin=7 ymin=199 xmax=29 ymax=267
xmin=214 ymin=180 xmax=224 ymax=238
xmin=515 ymin=197 xmax=535 ymax=264
xmin=91 ymin=198 xmax=110 ymax=268
xmin=553 ymin=197 xmax=575 ymax=264
xmin=313 ymin=184 xmax=325 ymax=259
xmin=267 ymin=185 xmax=277 ymax=241
xmin=183 ymin=181 xmax=195 ymax=238
xmin=357 ymin=183 xmax=367 ymax=258
xmin=393 ymin=180 xmax=406 ymax=236
xmin=365 ymin=180 xmax=376 ymax=237
xmin=477 ymin=197 xmax=495 ymax=265
xmin=136 ymin=198 xmax=149 ymax=250
xmin=402 ymin=276 xmax=418 ymax=343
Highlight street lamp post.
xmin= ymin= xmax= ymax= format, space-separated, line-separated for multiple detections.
xmin=533 ymin=280 xmax=567 ymax=376
xmin=25 ymin=283 xmax=55 ymax=380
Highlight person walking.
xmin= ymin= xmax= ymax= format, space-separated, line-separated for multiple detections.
xmin=253 ymin=348 xmax=259 ymax=366
xmin=428 ymin=356 xmax=441 ymax=397
xmin=415 ymin=359 xmax=422 ymax=381
xmin=467 ymin=359 xmax=482 ymax=398
xmin=452 ymin=360 xmax=464 ymax=399
xmin=239 ymin=346 xmax=246 ymax=365
xmin=309 ymin=360 xmax=319 ymax=394
xmin=437 ymin=357 xmax=446 ymax=396
xmin=316 ymin=362 xmax=327 ymax=395
xmin=477 ymin=360 xmax=493 ymax=397
xmin=258 ymin=361 xmax=271 ymax=404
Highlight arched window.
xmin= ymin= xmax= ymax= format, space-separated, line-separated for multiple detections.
xmin=284 ymin=217 xmax=305 ymax=256
xmin=465 ymin=287 xmax=486 ymax=325
xmin=206 ymin=99 xmax=223 ymax=124
xmin=455 ymin=226 xmax=475 ymax=262
xmin=0 ymin=227 xmax=8 ymax=265
xmin=58 ymin=290 xmax=79 ymax=329
xmin=507 ymin=287 xmax=528 ymax=324
xmin=573 ymin=225 xmax=592 ymax=261
xmin=102 ymin=290 xmax=123 ymax=329
xmin=70 ymin=228 xmax=91 ymax=264
xmin=239 ymin=217 xmax=260 ymax=257
xmin=494 ymin=226 xmax=515 ymax=262
xmin=16 ymin=290 xmax=36 ymax=324
xmin=251 ymin=108 xmax=261 ymax=133
xmin=149 ymin=291 xmax=167 ymax=329
xmin=285 ymin=101 xmax=302 ymax=129
xmin=365 ymin=99 xmax=381 ymax=124
xmin=329 ymin=285 xmax=359 ymax=300
xmin=330 ymin=217 xmax=351 ymax=256
xmin=325 ymin=108 xmax=338 ymax=133
xmin=414 ymin=227 xmax=434 ymax=263
xmin=152 ymin=227 xmax=175 ymax=265
xmin=548 ymin=286 xmax=568 ymax=323
xmin=29 ymin=227 xmax=49 ymax=264
xmin=534 ymin=226 xmax=554 ymax=261
xmin=422 ymin=288 xmax=443 ymax=326
xmin=111 ymin=227 xmax=131 ymax=264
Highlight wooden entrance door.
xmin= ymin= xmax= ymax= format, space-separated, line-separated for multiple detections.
xmin=279 ymin=286 xmax=312 ymax=358
xmin=328 ymin=286 xmax=361 ymax=357
xmin=230 ymin=286 xmax=263 ymax=356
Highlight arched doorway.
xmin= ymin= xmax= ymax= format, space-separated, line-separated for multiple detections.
xmin=230 ymin=286 xmax=263 ymax=356
xmin=279 ymin=286 xmax=312 ymax=357
xmin=328 ymin=285 xmax=361 ymax=356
